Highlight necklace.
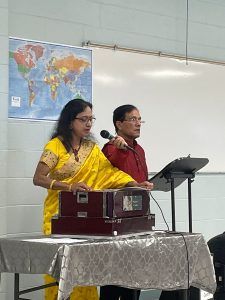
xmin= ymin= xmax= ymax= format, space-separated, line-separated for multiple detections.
xmin=72 ymin=140 xmax=82 ymax=162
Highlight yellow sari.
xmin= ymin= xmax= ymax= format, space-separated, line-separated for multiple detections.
xmin=40 ymin=137 xmax=134 ymax=300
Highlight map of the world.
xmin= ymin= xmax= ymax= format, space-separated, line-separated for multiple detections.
xmin=9 ymin=38 xmax=92 ymax=120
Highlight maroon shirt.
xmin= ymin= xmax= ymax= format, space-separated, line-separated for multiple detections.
xmin=102 ymin=140 xmax=148 ymax=182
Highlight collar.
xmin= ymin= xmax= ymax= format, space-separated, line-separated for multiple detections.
xmin=124 ymin=138 xmax=138 ymax=147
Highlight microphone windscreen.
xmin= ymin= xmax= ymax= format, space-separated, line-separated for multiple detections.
xmin=100 ymin=130 xmax=114 ymax=140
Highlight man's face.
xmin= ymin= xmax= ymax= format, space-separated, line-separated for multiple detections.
xmin=116 ymin=109 xmax=142 ymax=140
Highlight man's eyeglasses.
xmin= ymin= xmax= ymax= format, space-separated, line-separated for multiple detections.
xmin=74 ymin=116 xmax=96 ymax=124
xmin=123 ymin=117 xmax=145 ymax=124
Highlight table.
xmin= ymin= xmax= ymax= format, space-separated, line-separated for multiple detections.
xmin=0 ymin=231 xmax=216 ymax=300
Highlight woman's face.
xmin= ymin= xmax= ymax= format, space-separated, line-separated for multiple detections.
xmin=70 ymin=106 xmax=93 ymax=138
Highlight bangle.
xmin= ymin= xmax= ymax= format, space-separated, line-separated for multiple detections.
xmin=68 ymin=183 xmax=73 ymax=192
xmin=49 ymin=179 xmax=56 ymax=189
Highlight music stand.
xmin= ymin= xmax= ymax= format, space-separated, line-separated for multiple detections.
xmin=149 ymin=156 xmax=209 ymax=232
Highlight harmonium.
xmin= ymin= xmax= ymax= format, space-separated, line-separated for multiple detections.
xmin=51 ymin=188 xmax=155 ymax=236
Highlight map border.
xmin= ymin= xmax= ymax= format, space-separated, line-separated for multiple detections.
xmin=8 ymin=37 xmax=92 ymax=121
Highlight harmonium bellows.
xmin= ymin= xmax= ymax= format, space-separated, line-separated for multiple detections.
xmin=51 ymin=188 xmax=155 ymax=236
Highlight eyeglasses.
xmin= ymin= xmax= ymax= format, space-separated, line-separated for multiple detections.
xmin=74 ymin=116 xmax=96 ymax=124
xmin=123 ymin=117 xmax=145 ymax=124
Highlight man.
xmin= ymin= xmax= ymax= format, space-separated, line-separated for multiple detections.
xmin=102 ymin=104 xmax=150 ymax=185
xmin=101 ymin=105 xmax=193 ymax=300
xmin=208 ymin=232 xmax=225 ymax=300
xmin=100 ymin=104 xmax=153 ymax=300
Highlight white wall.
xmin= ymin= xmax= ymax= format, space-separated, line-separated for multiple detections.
xmin=1 ymin=0 xmax=225 ymax=299
xmin=92 ymin=48 xmax=225 ymax=172
xmin=0 ymin=0 xmax=8 ymax=299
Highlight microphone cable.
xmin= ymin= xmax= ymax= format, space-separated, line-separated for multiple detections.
xmin=166 ymin=230 xmax=190 ymax=298
xmin=100 ymin=129 xmax=149 ymax=180
xmin=131 ymin=148 xmax=149 ymax=182
xmin=149 ymin=191 xmax=170 ymax=231
xmin=149 ymin=192 xmax=190 ymax=296
xmin=130 ymin=140 xmax=188 ymax=288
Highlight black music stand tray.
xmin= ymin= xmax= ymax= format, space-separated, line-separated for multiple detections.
xmin=149 ymin=156 xmax=209 ymax=232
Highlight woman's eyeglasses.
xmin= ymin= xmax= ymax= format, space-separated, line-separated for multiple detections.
xmin=74 ymin=116 xmax=96 ymax=124
xmin=123 ymin=117 xmax=145 ymax=124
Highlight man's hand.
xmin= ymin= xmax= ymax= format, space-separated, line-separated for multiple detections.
xmin=126 ymin=181 xmax=154 ymax=190
xmin=138 ymin=181 xmax=154 ymax=190
xmin=110 ymin=136 xmax=128 ymax=150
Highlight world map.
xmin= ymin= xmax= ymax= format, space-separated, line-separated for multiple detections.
xmin=9 ymin=38 xmax=92 ymax=120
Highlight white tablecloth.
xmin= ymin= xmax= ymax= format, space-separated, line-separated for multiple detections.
xmin=0 ymin=231 xmax=216 ymax=300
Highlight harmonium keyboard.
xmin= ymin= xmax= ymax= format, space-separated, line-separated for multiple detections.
xmin=51 ymin=188 xmax=155 ymax=236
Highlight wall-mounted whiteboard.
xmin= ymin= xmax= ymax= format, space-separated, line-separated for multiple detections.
xmin=92 ymin=48 xmax=225 ymax=172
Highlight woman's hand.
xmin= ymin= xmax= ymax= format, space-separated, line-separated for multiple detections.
xmin=70 ymin=182 xmax=92 ymax=192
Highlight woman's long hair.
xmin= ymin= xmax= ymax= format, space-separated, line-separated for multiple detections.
xmin=51 ymin=98 xmax=92 ymax=152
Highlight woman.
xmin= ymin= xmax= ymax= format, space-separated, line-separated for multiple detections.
xmin=33 ymin=99 xmax=150 ymax=300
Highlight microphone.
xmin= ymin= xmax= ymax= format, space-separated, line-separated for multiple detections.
xmin=100 ymin=130 xmax=114 ymax=140
xmin=100 ymin=130 xmax=135 ymax=152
